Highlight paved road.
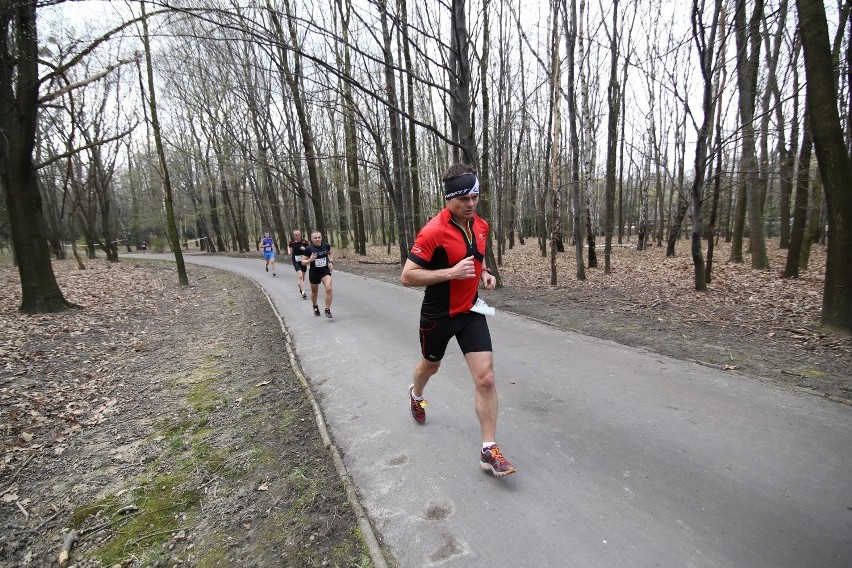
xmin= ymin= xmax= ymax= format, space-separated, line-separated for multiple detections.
xmin=141 ymin=253 xmax=852 ymax=567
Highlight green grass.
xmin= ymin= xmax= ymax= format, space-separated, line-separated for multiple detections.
xmin=798 ymin=368 xmax=826 ymax=378
xmin=72 ymin=352 xmax=230 ymax=566
xmin=89 ymin=473 xmax=201 ymax=565
xmin=68 ymin=316 xmax=371 ymax=567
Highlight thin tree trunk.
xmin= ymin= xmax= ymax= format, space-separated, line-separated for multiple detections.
xmin=549 ymin=0 xmax=561 ymax=285
xmin=141 ymin=2 xmax=187 ymax=285
xmin=399 ymin=0 xmax=423 ymax=233
xmin=272 ymin=0 xmax=325 ymax=236
xmin=734 ymin=0 xmax=769 ymax=269
xmin=687 ymin=0 xmax=724 ymax=291
xmin=562 ymin=0 xmax=585 ymax=279
xmin=336 ymin=0 xmax=366 ymax=255
xmin=378 ymin=0 xmax=410 ymax=262
xmin=479 ymin=0 xmax=501 ymax=285
xmin=603 ymin=0 xmax=619 ymax=274
xmin=783 ymin=105 xmax=812 ymax=278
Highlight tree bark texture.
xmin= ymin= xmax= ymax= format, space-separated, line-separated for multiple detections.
xmin=562 ymin=0 xmax=585 ymax=280
xmin=783 ymin=105 xmax=812 ymax=279
xmin=141 ymin=2 xmax=187 ymax=285
xmin=0 ymin=0 xmax=72 ymax=312
xmin=797 ymin=0 xmax=852 ymax=329
xmin=733 ymin=0 xmax=769 ymax=269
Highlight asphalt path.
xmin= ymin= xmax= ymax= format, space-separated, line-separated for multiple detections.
xmin=139 ymin=253 xmax=852 ymax=567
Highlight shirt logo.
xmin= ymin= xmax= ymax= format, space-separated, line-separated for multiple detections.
xmin=412 ymin=246 xmax=422 ymax=254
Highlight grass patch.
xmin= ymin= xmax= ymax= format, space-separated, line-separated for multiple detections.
xmin=71 ymin=350 xmax=232 ymax=565
xmin=187 ymin=356 xmax=229 ymax=415
xmin=329 ymin=528 xmax=374 ymax=567
xmin=797 ymin=368 xmax=826 ymax=378
xmin=89 ymin=473 xmax=201 ymax=565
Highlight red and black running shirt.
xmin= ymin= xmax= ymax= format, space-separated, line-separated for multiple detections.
xmin=407 ymin=208 xmax=489 ymax=319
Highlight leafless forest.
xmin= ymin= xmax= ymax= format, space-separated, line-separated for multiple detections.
xmin=1 ymin=0 xmax=850 ymax=328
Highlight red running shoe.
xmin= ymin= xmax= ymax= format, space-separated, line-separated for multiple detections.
xmin=480 ymin=444 xmax=516 ymax=477
xmin=409 ymin=384 xmax=426 ymax=424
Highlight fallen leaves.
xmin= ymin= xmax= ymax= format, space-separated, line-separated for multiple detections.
xmin=0 ymin=260 xmax=194 ymax=484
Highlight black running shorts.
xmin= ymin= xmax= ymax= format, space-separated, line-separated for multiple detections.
xmin=309 ymin=268 xmax=331 ymax=284
xmin=419 ymin=312 xmax=492 ymax=362
xmin=293 ymin=262 xmax=306 ymax=273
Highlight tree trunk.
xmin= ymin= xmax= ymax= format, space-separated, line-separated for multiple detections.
xmin=399 ymin=0 xmax=423 ymax=234
xmin=273 ymin=0 xmax=325 ymax=236
xmin=378 ymin=0 xmax=411 ymax=262
xmin=562 ymin=0 xmax=585 ymax=280
xmin=783 ymin=106 xmax=812 ymax=278
xmin=686 ymin=0 xmax=724 ymax=291
xmin=0 ymin=0 xmax=72 ymax=312
xmin=733 ymin=0 xmax=769 ymax=269
xmin=603 ymin=0 xmax=619 ymax=274
xmin=549 ymin=0 xmax=561 ymax=285
xmin=141 ymin=2 xmax=187 ymax=285
xmin=796 ymin=0 xmax=852 ymax=329
xmin=335 ymin=0 xmax=366 ymax=255
xmin=478 ymin=0 xmax=501 ymax=285
xmin=449 ymin=0 xmax=476 ymax=165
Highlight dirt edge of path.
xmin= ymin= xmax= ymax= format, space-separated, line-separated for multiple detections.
xmin=1 ymin=260 xmax=379 ymax=567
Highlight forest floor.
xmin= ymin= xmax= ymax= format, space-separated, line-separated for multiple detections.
xmin=0 ymin=258 xmax=371 ymax=567
xmin=1 ymin=237 xmax=850 ymax=567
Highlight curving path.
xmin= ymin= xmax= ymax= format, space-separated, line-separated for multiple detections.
xmin=138 ymin=253 xmax=852 ymax=568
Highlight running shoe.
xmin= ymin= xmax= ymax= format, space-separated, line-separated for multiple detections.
xmin=408 ymin=384 xmax=426 ymax=424
xmin=313 ymin=305 xmax=321 ymax=316
xmin=301 ymin=291 xmax=307 ymax=299
xmin=480 ymin=444 xmax=516 ymax=477
xmin=325 ymin=308 xmax=332 ymax=318
xmin=272 ymin=272 xmax=276 ymax=277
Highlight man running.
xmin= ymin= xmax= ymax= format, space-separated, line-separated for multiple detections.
xmin=400 ymin=163 xmax=515 ymax=477
xmin=260 ymin=231 xmax=276 ymax=276
xmin=302 ymin=231 xmax=334 ymax=318
xmin=288 ymin=230 xmax=310 ymax=299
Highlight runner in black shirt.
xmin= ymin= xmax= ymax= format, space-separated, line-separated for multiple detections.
xmin=288 ymin=230 xmax=310 ymax=299
xmin=302 ymin=231 xmax=334 ymax=318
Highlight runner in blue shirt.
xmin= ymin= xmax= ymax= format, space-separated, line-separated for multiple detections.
xmin=260 ymin=231 xmax=276 ymax=276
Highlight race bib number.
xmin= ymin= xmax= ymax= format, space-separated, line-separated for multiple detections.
xmin=314 ymin=257 xmax=327 ymax=268
xmin=294 ymin=255 xmax=302 ymax=262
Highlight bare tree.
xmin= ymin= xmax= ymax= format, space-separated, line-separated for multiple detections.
xmin=1 ymin=1 xmax=146 ymax=311
xmin=335 ymin=0 xmax=366 ymax=254
xmin=140 ymin=1 xmax=187 ymax=284
xmin=733 ymin=0 xmax=769 ymax=269
xmin=562 ymin=0 xmax=586 ymax=280
xmin=549 ymin=0 xmax=562 ymax=285
xmin=378 ymin=0 xmax=412 ymax=260
xmin=602 ymin=0 xmax=620 ymax=274
xmin=783 ymin=97 xmax=812 ymax=278
xmin=271 ymin=0 xmax=326 ymax=236
xmin=796 ymin=0 xmax=852 ymax=330
xmin=685 ymin=0 xmax=725 ymax=291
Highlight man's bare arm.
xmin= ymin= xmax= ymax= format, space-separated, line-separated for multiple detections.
xmin=401 ymin=256 xmax=477 ymax=287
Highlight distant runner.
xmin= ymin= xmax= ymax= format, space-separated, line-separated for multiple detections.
xmin=288 ymin=230 xmax=310 ymax=299
xmin=260 ymin=231 xmax=276 ymax=276
xmin=400 ymin=162 xmax=514 ymax=477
